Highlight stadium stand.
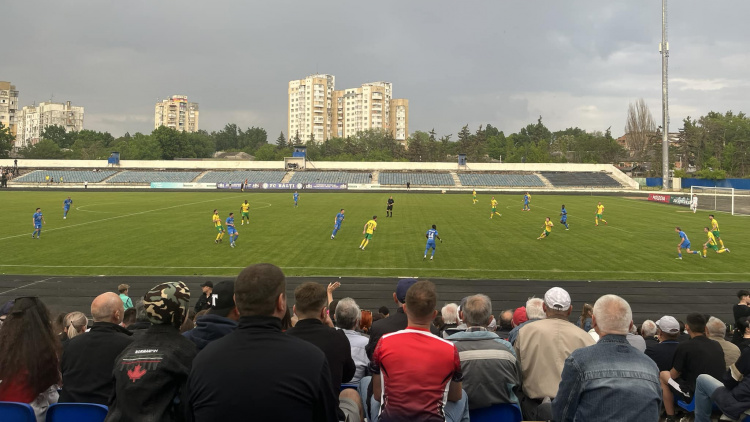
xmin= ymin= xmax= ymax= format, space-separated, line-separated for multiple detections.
xmin=106 ymin=171 xmax=201 ymax=184
xmin=458 ymin=173 xmax=545 ymax=187
xmin=288 ymin=171 xmax=370 ymax=184
xmin=197 ymin=171 xmax=286 ymax=184
xmin=541 ymin=172 xmax=623 ymax=188
xmin=14 ymin=170 xmax=116 ymax=183
xmin=380 ymin=172 xmax=455 ymax=186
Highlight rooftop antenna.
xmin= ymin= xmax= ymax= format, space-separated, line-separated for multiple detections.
xmin=660 ymin=0 xmax=670 ymax=191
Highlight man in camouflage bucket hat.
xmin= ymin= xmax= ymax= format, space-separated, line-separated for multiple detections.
xmin=105 ymin=281 xmax=197 ymax=422
xmin=143 ymin=281 xmax=190 ymax=329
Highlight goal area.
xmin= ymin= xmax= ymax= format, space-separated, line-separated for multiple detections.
xmin=690 ymin=186 xmax=750 ymax=216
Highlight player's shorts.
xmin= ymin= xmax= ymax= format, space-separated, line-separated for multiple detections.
xmin=227 ymin=227 xmax=237 ymax=235
xmin=596 ymin=214 xmax=603 ymax=219
xmin=334 ymin=223 xmax=341 ymax=230
xmin=707 ymin=244 xmax=719 ymax=252
xmin=215 ymin=225 xmax=224 ymax=232
xmin=426 ymin=241 xmax=436 ymax=249
xmin=713 ymin=230 xmax=721 ymax=238
xmin=544 ymin=230 xmax=551 ymax=236
xmin=64 ymin=207 xmax=70 ymax=211
xmin=681 ymin=241 xmax=692 ymax=249
xmin=386 ymin=205 xmax=393 ymax=210
xmin=241 ymin=212 xmax=249 ymax=218
xmin=35 ymin=224 xmax=42 ymax=229
xmin=364 ymin=233 xmax=373 ymax=240
xmin=491 ymin=208 xmax=497 ymax=212
xmin=561 ymin=216 xmax=567 ymax=222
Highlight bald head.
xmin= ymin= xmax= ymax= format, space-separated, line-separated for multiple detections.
xmin=91 ymin=292 xmax=124 ymax=324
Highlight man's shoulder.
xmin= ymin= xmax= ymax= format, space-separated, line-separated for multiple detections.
xmin=383 ymin=328 xmax=452 ymax=348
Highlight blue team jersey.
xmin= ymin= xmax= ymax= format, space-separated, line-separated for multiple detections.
xmin=679 ymin=231 xmax=690 ymax=246
xmin=64 ymin=199 xmax=72 ymax=209
xmin=226 ymin=216 xmax=235 ymax=226
xmin=293 ymin=193 xmax=299 ymax=201
xmin=524 ymin=195 xmax=530 ymax=203
xmin=33 ymin=212 xmax=43 ymax=225
xmin=335 ymin=213 xmax=345 ymax=225
xmin=561 ymin=208 xmax=567 ymax=216
xmin=426 ymin=228 xmax=438 ymax=242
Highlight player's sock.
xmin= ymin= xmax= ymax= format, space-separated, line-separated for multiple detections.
xmin=718 ymin=248 xmax=726 ymax=254
xmin=719 ymin=240 xmax=725 ymax=248
xmin=693 ymin=251 xmax=699 ymax=254
xmin=363 ymin=240 xmax=369 ymax=248
xmin=678 ymin=253 xmax=682 ymax=258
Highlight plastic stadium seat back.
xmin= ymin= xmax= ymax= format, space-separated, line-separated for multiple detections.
xmin=0 ymin=401 xmax=36 ymax=422
xmin=46 ymin=402 xmax=109 ymax=422
xmin=677 ymin=397 xmax=696 ymax=412
xmin=468 ymin=403 xmax=522 ymax=422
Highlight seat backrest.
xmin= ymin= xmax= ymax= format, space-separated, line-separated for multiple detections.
xmin=677 ymin=397 xmax=696 ymax=412
xmin=468 ymin=403 xmax=522 ymax=422
xmin=46 ymin=402 xmax=109 ymax=422
xmin=0 ymin=401 xmax=36 ymax=422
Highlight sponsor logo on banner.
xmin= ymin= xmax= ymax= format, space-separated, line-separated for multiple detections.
xmin=670 ymin=196 xmax=691 ymax=206
xmin=303 ymin=183 xmax=348 ymax=190
xmin=216 ymin=183 xmax=243 ymax=189
xmin=151 ymin=182 xmax=184 ymax=189
xmin=648 ymin=193 xmax=671 ymax=203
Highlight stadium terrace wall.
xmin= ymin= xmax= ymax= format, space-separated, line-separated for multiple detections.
xmin=646 ymin=177 xmax=750 ymax=190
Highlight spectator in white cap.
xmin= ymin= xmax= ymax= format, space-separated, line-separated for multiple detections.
xmin=514 ymin=287 xmax=595 ymax=420
xmin=645 ymin=316 xmax=681 ymax=372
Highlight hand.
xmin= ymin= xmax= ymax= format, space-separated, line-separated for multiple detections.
xmin=327 ymin=281 xmax=341 ymax=295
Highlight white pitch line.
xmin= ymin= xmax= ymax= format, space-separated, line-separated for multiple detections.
xmin=0 ymin=194 xmax=240 ymax=242
xmin=0 ymin=277 xmax=58 ymax=296
xmin=0 ymin=264 xmax=745 ymax=276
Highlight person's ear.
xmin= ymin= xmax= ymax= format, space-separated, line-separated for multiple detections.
xmin=393 ymin=292 xmax=399 ymax=305
xmin=320 ymin=306 xmax=328 ymax=321
xmin=277 ymin=293 xmax=286 ymax=314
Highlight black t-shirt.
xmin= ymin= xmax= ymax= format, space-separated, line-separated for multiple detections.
xmin=645 ymin=340 xmax=680 ymax=372
xmin=387 ymin=198 xmax=394 ymax=207
xmin=734 ymin=304 xmax=750 ymax=329
xmin=672 ymin=335 xmax=726 ymax=392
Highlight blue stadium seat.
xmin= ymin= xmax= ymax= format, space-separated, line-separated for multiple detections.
xmin=14 ymin=170 xmax=117 ymax=183
xmin=197 ymin=171 xmax=286 ymax=184
xmin=46 ymin=402 xmax=109 ymax=422
xmin=458 ymin=173 xmax=544 ymax=187
xmin=0 ymin=401 xmax=36 ymax=422
xmin=468 ymin=403 xmax=522 ymax=422
xmin=541 ymin=172 xmax=622 ymax=188
xmin=288 ymin=171 xmax=370 ymax=184
xmin=677 ymin=397 xmax=695 ymax=412
xmin=106 ymin=171 xmax=200 ymax=184
xmin=379 ymin=172 xmax=454 ymax=186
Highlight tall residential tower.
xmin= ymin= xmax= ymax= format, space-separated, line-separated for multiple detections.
xmin=154 ymin=95 xmax=199 ymax=132
xmin=15 ymin=101 xmax=84 ymax=149
xmin=0 ymin=81 xmax=19 ymax=137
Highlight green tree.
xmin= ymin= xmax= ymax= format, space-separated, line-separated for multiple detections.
xmin=152 ymin=126 xmax=192 ymax=160
xmin=0 ymin=122 xmax=13 ymax=158
xmin=41 ymin=125 xmax=75 ymax=148
xmin=20 ymin=139 xmax=66 ymax=159
xmin=275 ymin=131 xmax=286 ymax=148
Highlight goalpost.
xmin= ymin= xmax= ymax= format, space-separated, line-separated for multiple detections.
xmin=690 ymin=186 xmax=750 ymax=216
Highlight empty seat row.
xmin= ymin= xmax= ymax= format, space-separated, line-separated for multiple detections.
xmin=197 ymin=171 xmax=286 ymax=184
xmin=14 ymin=170 xmax=117 ymax=183
xmin=288 ymin=171 xmax=370 ymax=184
xmin=379 ymin=172 xmax=455 ymax=186
xmin=541 ymin=172 xmax=622 ymax=187
xmin=458 ymin=173 xmax=544 ymax=187
xmin=106 ymin=171 xmax=201 ymax=184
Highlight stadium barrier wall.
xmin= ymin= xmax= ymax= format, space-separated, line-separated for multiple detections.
xmin=646 ymin=177 xmax=750 ymax=190
xmin=647 ymin=193 xmax=690 ymax=206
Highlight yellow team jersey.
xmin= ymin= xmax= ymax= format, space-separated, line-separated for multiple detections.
xmin=365 ymin=220 xmax=377 ymax=234
xmin=597 ymin=204 xmax=604 ymax=214
xmin=545 ymin=220 xmax=553 ymax=232
xmin=241 ymin=203 xmax=250 ymax=212
xmin=491 ymin=199 xmax=498 ymax=208
xmin=472 ymin=190 xmax=476 ymax=196
xmin=711 ymin=219 xmax=719 ymax=231
xmin=707 ymin=232 xmax=718 ymax=245
xmin=213 ymin=214 xmax=221 ymax=227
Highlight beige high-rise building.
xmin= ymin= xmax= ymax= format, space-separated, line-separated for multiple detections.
xmin=389 ymin=98 xmax=409 ymax=145
xmin=0 ymin=81 xmax=19 ymax=137
xmin=288 ymin=74 xmax=335 ymax=143
xmin=154 ymin=95 xmax=199 ymax=132
xmin=15 ymin=101 xmax=84 ymax=149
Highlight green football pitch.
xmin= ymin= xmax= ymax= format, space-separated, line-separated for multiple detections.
xmin=0 ymin=190 xmax=747 ymax=281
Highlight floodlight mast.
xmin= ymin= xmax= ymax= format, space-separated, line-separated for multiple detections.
xmin=661 ymin=0 xmax=670 ymax=191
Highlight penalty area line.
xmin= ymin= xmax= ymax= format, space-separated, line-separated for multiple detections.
xmin=0 ymin=194 xmax=240 ymax=242
xmin=0 ymin=264 xmax=746 ymax=277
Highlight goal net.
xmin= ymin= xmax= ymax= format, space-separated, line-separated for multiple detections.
xmin=690 ymin=186 xmax=750 ymax=216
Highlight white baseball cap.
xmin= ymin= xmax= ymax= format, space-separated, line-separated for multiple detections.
xmin=544 ymin=287 xmax=571 ymax=311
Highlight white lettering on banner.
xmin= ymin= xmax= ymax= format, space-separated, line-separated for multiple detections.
xmin=135 ymin=349 xmax=158 ymax=354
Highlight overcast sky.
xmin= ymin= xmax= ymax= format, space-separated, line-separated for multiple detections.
xmin=4 ymin=1 xmax=749 ymax=139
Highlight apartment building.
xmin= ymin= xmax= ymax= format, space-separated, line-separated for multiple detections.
xmin=15 ymin=101 xmax=84 ymax=148
xmin=154 ymin=95 xmax=199 ymax=132
xmin=289 ymin=75 xmax=409 ymax=143
xmin=288 ymin=74 xmax=335 ymax=142
xmin=0 ymin=81 xmax=19 ymax=137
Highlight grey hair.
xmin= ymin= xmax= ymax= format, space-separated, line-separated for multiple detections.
xmin=525 ymin=298 xmax=546 ymax=320
xmin=335 ymin=298 xmax=361 ymax=330
xmin=707 ymin=316 xmax=727 ymax=338
xmin=641 ymin=320 xmax=657 ymax=338
xmin=464 ymin=295 xmax=492 ymax=327
xmin=441 ymin=303 xmax=458 ymax=324
xmin=593 ymin=294 xmax=632 ymax=335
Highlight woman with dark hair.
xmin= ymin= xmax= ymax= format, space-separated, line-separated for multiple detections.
xmin=0 ymin=297 xmax=61 ymax=421
xmin=579 ymin=303 xmax=593 ymax=332
xmin=733 ymin=290 xmax=750 ymax=344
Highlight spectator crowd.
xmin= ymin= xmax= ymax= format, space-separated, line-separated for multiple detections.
xmin=1 ymin=265 xmax=750 ymax=422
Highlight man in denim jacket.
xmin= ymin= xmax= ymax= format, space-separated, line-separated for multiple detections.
xmin=553 ymin=295 xmax=662 ymax=422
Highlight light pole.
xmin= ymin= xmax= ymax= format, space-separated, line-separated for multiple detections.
xmin=660 ymin=0 xmax=670 ymax=190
